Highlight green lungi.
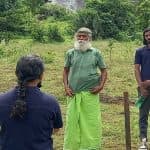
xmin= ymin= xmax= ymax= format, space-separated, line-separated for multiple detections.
xmin=63 ymin=91 xmax=102 ymax=150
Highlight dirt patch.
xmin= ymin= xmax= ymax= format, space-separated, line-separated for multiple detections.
xmin=100 ymin=93 xmax=135 ymax=105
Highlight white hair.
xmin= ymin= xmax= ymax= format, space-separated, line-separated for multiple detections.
xmin=76 ymin=27 xmax=92 ymax=40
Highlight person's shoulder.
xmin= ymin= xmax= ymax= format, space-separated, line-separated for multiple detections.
xmin=66 ymin=48 xmax=75 ymax=54
xmin=90 ymin=47 xmax=102 ymax=55
xmin=136 ymin=46 xmax=146 ymax=52
xmin=40 ymin=92 xmax=59 ymax=107
xmin=0 ymin=88 xmax=15 ymax=100
xmin=90 ymin=47 xmax=101 ymax=52
xmin=0 ymin=88 xmax=16 ymax=104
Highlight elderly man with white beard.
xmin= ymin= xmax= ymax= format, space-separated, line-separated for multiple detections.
xmin=63 ymin=27 xmax=107 ymax=150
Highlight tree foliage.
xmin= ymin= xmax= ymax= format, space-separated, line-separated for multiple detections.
xmin=38 ymin=3 xmax=68 ymax=20
xmin=136 ymin=0 xmax=150 ymax=29
xmin=0 ymin=0 xmax=18 ymax=12
xmin=22 ymin=0 xmax=45 ymax=14
xmin=73 ymin=0 xmax=136 ymax=40
xmin=0 ymin=0 xmax=23 ymax=41
xmin=0 ymin=0 xmax=149 ymax=42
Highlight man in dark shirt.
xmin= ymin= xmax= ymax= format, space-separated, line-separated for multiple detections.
xmin=134 ymin=27 xmax=150 ymax=149
xmin=0 ymin=55 xmax=63 ymax=150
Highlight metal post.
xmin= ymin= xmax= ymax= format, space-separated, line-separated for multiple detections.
xmin=123 ymin=92 xmax=131 ymax=150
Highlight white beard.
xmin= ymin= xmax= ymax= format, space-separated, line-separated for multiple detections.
xmin=74 ymin=40 xmax=92 ymax=51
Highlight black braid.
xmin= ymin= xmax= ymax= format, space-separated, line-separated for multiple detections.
xmin=10 ymin=55 xmax=44 ymax=120
xmin=10 ymin=81 xmax=27 ymax=119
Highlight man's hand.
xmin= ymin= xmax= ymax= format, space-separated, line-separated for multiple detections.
xmin=65 ymin=86 xmax=74 ymax=97
xmin=139 ymin=80 xmax=150 ymax=97
xmin=140 ymin=86 xmax=149 ymax=97
xmin=90 ymin=85 xmax=103 ymax=94
xmin=53 ymin=128 xmax=62 ymax=136
xmin=53 ymin=128 xmax=60 ymax=134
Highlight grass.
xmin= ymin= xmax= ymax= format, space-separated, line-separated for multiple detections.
xmin=0 ymin=39 xmax=146 ymax=149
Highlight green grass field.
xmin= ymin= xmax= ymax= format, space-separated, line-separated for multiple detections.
xmin=0 ymin=39 xmax=147 ymax=149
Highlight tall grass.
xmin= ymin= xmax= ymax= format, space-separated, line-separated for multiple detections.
xmin=0 ymin=39 xmax=144 ymax=149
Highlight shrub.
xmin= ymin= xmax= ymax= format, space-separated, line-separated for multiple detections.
xmin=38 ymin=3 xmax=68 ymax=20
xmin=0 ymin=43 xmax=5 ymax=58
xmin=115 ymin=32 xmax=132 ymax=41
xmin=0 ymin=31 xmax=14 ymax=43
xmin=31 ymin=24 xmax=46 ymax=42
xmin=47 ymin=24 xmax=64 ymax=42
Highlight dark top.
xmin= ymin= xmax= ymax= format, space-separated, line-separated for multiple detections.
xmin=134 ymin=46 xmax=150 ymax=81
xmin=0 ymin=87 xmax=63 ymax=150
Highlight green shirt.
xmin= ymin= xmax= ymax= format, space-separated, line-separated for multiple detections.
xmin=64 ymin=47 xmax=106 ymax=93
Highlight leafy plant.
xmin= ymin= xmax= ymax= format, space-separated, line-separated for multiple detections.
xmin=31 ymin=23 xmax=46 ymax=42
xmin=47 ymin=24 xmax=64 ymax=42
xmin=40 ymin=51 xmax=55 ymax=64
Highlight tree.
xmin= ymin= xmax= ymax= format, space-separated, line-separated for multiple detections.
xmin=22 ymin=0 xmax=45 ymax=14
xmin=136 ymin=0 xmax=150 ymax=29
xmin=73 ymin=0 xmax=136 ymax=40
xmin=0 ymin=0 xmax=35 ymax=41
xmin=0 ymin=0 xmax=18 ymax=12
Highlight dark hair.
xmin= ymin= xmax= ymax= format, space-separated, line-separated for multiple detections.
xmin=143 ymin=27 xmax=150 ymax=45
xmin=10 ymin=55 xmax=44 ymax=119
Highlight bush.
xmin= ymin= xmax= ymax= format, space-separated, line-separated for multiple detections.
xmin=31 ymin=24 xmax=46 ymax=42
xmin=0 ymin=32 xmax=14 ymax=43
xmin=0 ymin=43 xmax=5 ymax=58
xmin=115 ymin=32 xmax=132 ymax=41
xmin=0 ymin=39 xmax=32 ymax=62
xmin=47 ymin=24 xmax=64 ymax=42
xmin=38 ymin=3 xmax=68 ymax=20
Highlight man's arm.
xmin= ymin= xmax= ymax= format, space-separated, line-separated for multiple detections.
xmin=134 ymin=64 xmax=142 ymax=86
xmin=63 ymin=67 xmax=69 ymax=89
xmin=90 ymin=68 xmax=107 ymax=94
xmin=99 ymin=68 xmax=107 ymax=89
xmin=63 ymin=67 xmax=74 ymax=96
xmin=134 ymin=64 xmax=149 ymax=96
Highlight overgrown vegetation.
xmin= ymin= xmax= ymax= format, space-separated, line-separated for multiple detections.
xmin=74 ymin=0 xmax=136 ymax=40
xmin=0 ymin=39 xmax=146 ymax=149
xmin=0 ymin=0 xmax=150 ymax=42
xmin=0 ymin=0 xmax=150 ymax=149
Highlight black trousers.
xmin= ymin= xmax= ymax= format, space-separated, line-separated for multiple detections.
xmin=139 ymin=97 xmax=150 ymax=140
xmin=138 ymin=86 xmax=150 ymax=140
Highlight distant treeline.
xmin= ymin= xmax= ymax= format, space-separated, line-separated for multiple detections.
xmin=0 ymin=0 xmax=150 ymax=42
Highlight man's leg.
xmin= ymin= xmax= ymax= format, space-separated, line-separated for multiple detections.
xmin=79 ymin=92 xmax=101 ymax=150
xmin=139 ymin=98 xmax=150 ymax=140
xmin=63 ymin=95 xmax=81 ymax=150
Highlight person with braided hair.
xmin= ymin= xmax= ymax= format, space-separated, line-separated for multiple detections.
xmin=0 ymin=55 xmax=63 ymax=150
